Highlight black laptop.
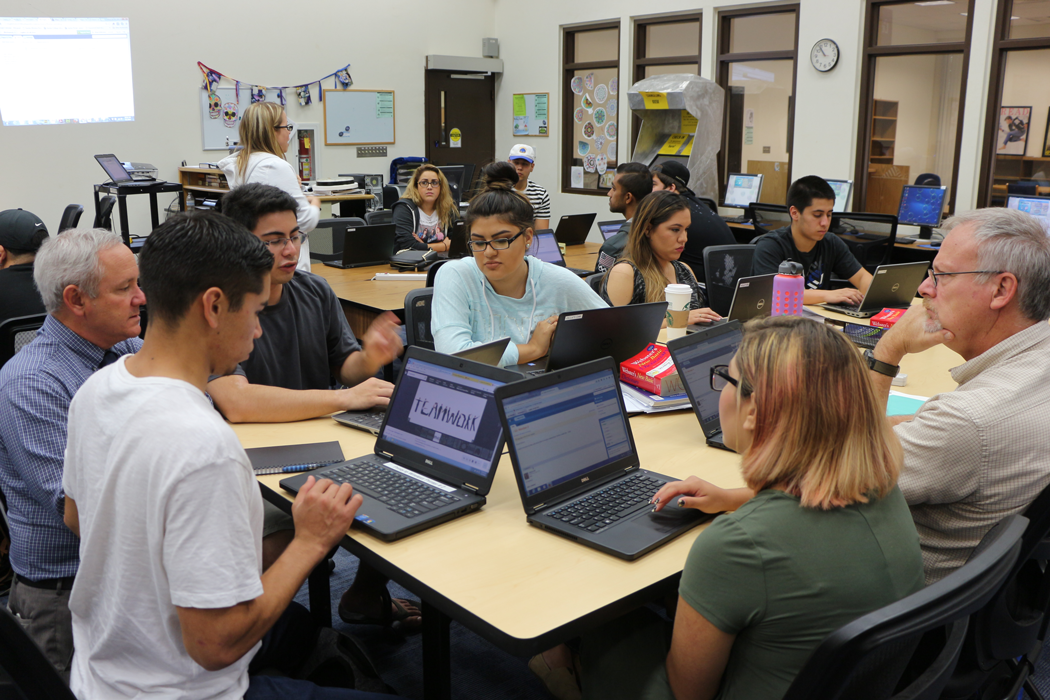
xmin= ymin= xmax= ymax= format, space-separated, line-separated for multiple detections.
xmin=446 ymin=220 xmax=471 ymax=259
xmin=553 ymin=213 xmax=597 ymax=246
xmin=322 ymin=223 xmax=397 ymax=269
xmin=94 ymin=153 xmax=156 ymax=186
xmin=688 ymin=274 xmax=776 ymax=331
xmin=509 ymin=302 xmax=667 ymax=375
xmin=494 ymin=357 xmax=707 ymax=560
xmin=528 ymin=230 xmax=592 ymax=277
xmin=821 ymin=261 xmax=929 ymax=318
xmin=281 ymin=347 xmax=516 ymax=541
xmin=597 ymin=220 xmax=626 ymax=241
xmin=667 ymin=321 xmax=744 ymax=452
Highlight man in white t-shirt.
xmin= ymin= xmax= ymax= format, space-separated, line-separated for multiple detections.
xmin=62 ymin=211 xmax=388 ymax=700
xmin=509 ymin=143 xmax=551 ymax=229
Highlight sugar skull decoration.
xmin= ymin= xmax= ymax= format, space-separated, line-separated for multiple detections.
xmin=335 ymin=68 xmax=353 ymax=89
xmin=251 ymin=87 xmax=266 ymax=103
xmin=296 ymin=84 xmax=311 ymax=107
xmin=208 ymin=92 xmax=221 ymax=119
xmin=222 ymin=102 xmax=238 ymax=128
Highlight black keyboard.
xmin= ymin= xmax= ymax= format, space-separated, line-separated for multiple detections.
xmin=321 ymin=457 xmax=461 ymax=519
xmin=722 ymin=215 xmax=751 ymax=224
xmin=333 ymin=409 xmax=386 ymax=434
xmin=545 ymin=472 xmax=664 ymax=533
xmin=843 ymin=324 xmax=885 ymax=349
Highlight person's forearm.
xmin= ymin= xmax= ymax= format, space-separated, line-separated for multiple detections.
xmin=340 ymin=350 xmax=382 ymax=386
xmin=211 ymin=382 xmax=343 ymax=423
xmin=802 ymin=289 xmax=834 ymax=305
xmin=868 ymin=334 xmax=906 ymax=410
xmin=535 ymin=218 xmax=550 ymax=230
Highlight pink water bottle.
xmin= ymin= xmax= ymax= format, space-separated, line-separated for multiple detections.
xmin=772 ymin=261 xmax=804 ymax=316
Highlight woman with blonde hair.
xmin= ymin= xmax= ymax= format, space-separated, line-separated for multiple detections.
xmin=392 ymin=164 xmax=460 ymax=253
xmin=219 ymin=101 xmax=320 ymax=271
xmin=533 ymin=316 xmax=924 ymax=700
xmin=602 ymin=190 xmax=721 ymax=324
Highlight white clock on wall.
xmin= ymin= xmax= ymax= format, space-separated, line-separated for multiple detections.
xmin=810 ymin=38 xmax=840 ymax=72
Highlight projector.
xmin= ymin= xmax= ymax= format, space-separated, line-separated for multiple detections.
xmin=124 ymin=162 xmax=158 ymax=180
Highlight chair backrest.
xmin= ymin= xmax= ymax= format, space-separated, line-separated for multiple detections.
xmin=93 ymin=196 xmax=116 ymax=230
xmin=782 ymin=514 xmax=1027 ymax=700
xmin=308 ymin=217 xmax=367 ymax=263
xmin=748 ymin=202 xmax=791 ymax=234
xmin=0 ymin=314 xmax=47 ymax=367
xmin=382 ymin=185 xmax=400 ymax=209
xmin=914 ymin=173 xmax=941 ymax=187
xmin=58 ymin=204 xmax=83 ymax=233
xmin=425 ymin=258 xmax=451 ymax=288
xmin=1008 ymin=181 xmax=1039 ymax=197
xmin=0 ymin=606 xmax=77 ymax=699
xmin=584 ymin=272 xmax=605 ymax=295
xmin=364 ymin=210 xmax=393 ymax=226
xmin=831 ymin=211 xmax=898 ymax=268
xmin=696 ymin=196 xmax=718 ymax=214
xmin=404 ymin=288 xmax=435 ymax=350
xmin=703 ymin=245 xmax=756 ymax=316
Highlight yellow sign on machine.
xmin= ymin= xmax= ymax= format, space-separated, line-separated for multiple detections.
xmin=658 ymin=133 xmax=694 ymax=156
xmin=639 ymin=91 xmax=669 ymax=109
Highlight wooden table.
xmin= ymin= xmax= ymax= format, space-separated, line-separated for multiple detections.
xmin=238 ymin=304 xmax=960 ymax=700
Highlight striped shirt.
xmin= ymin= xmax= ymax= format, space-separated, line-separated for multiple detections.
xmin=523 ymin=180 xmax=551 ymax=220
xmin=0 ymin=316 xmax=141 ymax=580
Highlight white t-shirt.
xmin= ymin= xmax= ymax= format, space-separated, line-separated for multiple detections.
xmin=63 ymin=356 xmax=264 ymax=700
xmin=417 ymin=208 xmax=444 ymax=243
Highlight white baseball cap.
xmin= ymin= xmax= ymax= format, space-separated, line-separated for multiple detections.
xmin=508 ymin=144 xmax=535 ymax=163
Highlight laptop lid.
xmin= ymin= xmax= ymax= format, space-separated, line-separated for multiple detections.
xmin=495 ymin=357 xmax=639 ymax=515
xmin=527 ymin=231 xmax=567 ymax=266
xmin=597 ymin=220 xmax=626 ymax=240
xmin=727 ymin=274 xmax=775 ymax=323
xmin=341 ymin=223 xmax=396 ymax=267
xmin=667 ymin=321 xmax=744 ymax=440
xmin=553 ymin=213 xmax=597 ymax=245
xmin=1006 ymin=194 xmax=1050 ymax=234
xmin=546 ymin=302 xmax=667 ymax=372
xmin=94 ymin=154 xmax=134 ymax=183
xmin=373 ymin=347 xmax=516 ymax=495
xmin=855 ymin=261 xmax=930 ymax=312
xmin=451 ymin=337 xmax=511 ymax=366
xmin=446 ymin=220 xmax=470 ymax=258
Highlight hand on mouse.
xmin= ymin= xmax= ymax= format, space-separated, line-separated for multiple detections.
xmin=651 ymin=476 xmax=754 ymax=514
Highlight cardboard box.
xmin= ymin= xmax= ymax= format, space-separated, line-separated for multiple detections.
xmin=870 ymin=308 xmax=907 ymax=329
xmin=620 ymin=344 xmax=684 ymax=396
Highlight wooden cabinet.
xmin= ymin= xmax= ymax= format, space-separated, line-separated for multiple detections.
xmin=177 ymin=167 xmax=229 ymax=209
xmin=870 ymin=100 xmax=897 ymax=165
xmin=991 ymin=156 xmax=1050 ymax=203
xmin=865 ymin=100 xmax=903 ymax=214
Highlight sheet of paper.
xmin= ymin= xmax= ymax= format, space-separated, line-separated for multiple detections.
xmin=887 ymin=390 xmax=929 ymax=416
xmin=513 ymin=94 xmax=526 ymax=117
xmin=639 ymin=91 xmax=669 ymax=109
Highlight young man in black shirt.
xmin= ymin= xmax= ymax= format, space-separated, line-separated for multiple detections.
xmin=0 ymin=209 xmax=49 ymax=325
xmin=596 ymin=163 xmax=653 ymax=273
xmin=751 ymin=176 xmax=872 ymax=306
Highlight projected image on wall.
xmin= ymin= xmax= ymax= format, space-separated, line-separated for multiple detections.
xmin=0 ymin=17 xmax=135 ymax=126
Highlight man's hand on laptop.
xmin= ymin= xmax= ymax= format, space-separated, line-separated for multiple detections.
xmin=291 ymin=476 xmax=363 ymax=559
xmin=823 ymin=287 xmax=865 ymax=306
xmin=338 ymin=378 xmax=394 ymax=411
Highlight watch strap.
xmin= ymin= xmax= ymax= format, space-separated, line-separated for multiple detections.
xmin=864 ymin=349 xmax=900 ymax=378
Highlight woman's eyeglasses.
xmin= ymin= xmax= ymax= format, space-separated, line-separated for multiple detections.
xmin=417 ymin=179 xmax=441 ymax=189
xmin=710 ymin=365 xmax=738 ymax=392
xmin=274 ymin=123 xmax=295 ymax=132
xmin=467 ymin=229 xmax=526 ymax=252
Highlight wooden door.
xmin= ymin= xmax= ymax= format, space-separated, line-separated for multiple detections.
xmin=425 ymin=70 xmax=495 ymax=198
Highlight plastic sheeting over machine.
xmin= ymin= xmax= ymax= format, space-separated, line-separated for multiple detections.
xmin=627 ymin=75 xmax=724 ymax=201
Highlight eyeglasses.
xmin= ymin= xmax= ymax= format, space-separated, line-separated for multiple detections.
xmin=467 ymin=229 xmax=527 ymax=252
xmin=926 ymin=268 xmax=1004 ymax=288
xmin=275 ymin=123 xmax=295 ymax=132
xmin=263 ymin=232 xmax=308 ymax=250
xmin=710 ymin=365 xmax=738 ymax=392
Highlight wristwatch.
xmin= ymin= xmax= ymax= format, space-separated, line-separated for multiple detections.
xmin=864 ymin=349 xmax=900 ymax=378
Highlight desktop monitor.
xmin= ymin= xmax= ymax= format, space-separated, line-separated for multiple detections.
xmin=437 ymin=165 xmax=466 ymax=206
xmin=897 ymin=185 xmax=947 ymax=234
xmin=825 ymin=179 xmax=853 ymax=212
xmin=723 ymin=173 xmax=763 ymax=208
xmin=1006 ymin=194 xmax=1050 ymax=234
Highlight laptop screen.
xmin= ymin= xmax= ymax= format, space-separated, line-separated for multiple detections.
xmin=671 ymin=326 xmax=743 ymax=433
xmin=598 ymin=221 xmax=625 ymax=240
xmin=528 ymin=232 xmax=565 ymax=265
xmin=501 ymin=367 xmax=632 ymax=497
xmin=1007 ymin=195 xmax=1050 ymax=234
xmin=379 ymin=357 xmax=507 ymax=478
xmin=95 ymin=154 xmax=132 ymax=183
xmin=724 ymin=173 xmax=763 ymax=207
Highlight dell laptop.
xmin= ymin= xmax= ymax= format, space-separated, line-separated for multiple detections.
xmin=282 ymin=347 xmax=516 ymax=541
xmin=322 ymin=223 xmax=397 ymax=269
xmin=94 ymin=154 xmax=156 ymax=186
xmin=445 ymin=220 xmax=471 ymax=259
xmin=667 ymin=321 xmax=744 ymax=452
xmin=528 ymin=230 xmax=592 ymax=277
xmin=510 ymin=302 xmax=667 ymax=375
xmin=494 ymin=357 xmax=707 ymax=560
xmin=553 ymin=213 xmax=597 ymax=246
xmin=821 ymin=261 xmax=929 ymax=318
xmin=597 ymin=220 xmax=626 ymax=241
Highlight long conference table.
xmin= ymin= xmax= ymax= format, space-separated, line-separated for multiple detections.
xmin=238 ymin=251 xmax=961 ymax=700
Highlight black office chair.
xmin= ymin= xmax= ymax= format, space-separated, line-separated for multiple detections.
xmin=424 ymin=258 xmax=451 ymax=288
xmin=57 ymin=204 xmax=83 ymax=233
xmin=308 ymin=217 xmax=367 ymax=263
xmin=404 ymin=288 xmax=435 ymax=350
xmin=748 ymin=203 xmax=791 ymax=235
xmin=364 ymin=210 xmax=392 ymax=226
xmin=382 ymin=185 xmax=401 ymax=210
xmin=831 ymin=212 xmax=898 ymax=270
xmin=1008 ymin=181 xmax=1040 ymax=197
xmin=914 ymin=173 xmax=941 ymax=187
xmin=93 ymin=196 xmax=116 ymax=231
xmin=0 ymin=605 xmax=78 ymax=699
xmin=781 ymin=514 xmax=1027 ymax=700
xmin=0 ymin=313 xmax=47 ymax=367
xmin=703 ymin=245 xmax=756 ymax=316
xmin=697 ymin=196 xmax=718 ymax=214
xmin=584 ymin=272 xmax=605 ymax=296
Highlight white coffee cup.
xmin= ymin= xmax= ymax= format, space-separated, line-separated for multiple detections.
xmin=664 ymin=283 xmax=692 ymax=339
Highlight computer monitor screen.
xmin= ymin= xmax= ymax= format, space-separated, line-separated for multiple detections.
xmin=527 ymin=232 xmax=564 ymax=264
xmin=1006 ymin=195 xmax=1050 ymax=234
xmin=825 ymin=179 xmax=853 ymax=212
xmin=437 ymin=166 xmax=465 ymax=205
xmin=724 ymin=174 xmax=763 ymax=208
xmin=897 ymin=185 xmax=947 ymax=227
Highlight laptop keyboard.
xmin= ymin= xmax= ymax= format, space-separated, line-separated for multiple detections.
xmin=545 ymin=472 xmax=664 ymax=533
xmin=336 ymin=410 xmax=386 ymax=432
xmin=321 ymin=457 xmax=461 ymax=518
xmin=722 ymin=215 xmax=750 ymax=224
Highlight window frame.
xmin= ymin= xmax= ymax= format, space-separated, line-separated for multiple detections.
xmin=561 ymin=20 xmax=621 ymax=196
xmin=853 ymin=0 xmax=975 ymax=217
xmin=632 ymin=13 xmax=703 ymax=146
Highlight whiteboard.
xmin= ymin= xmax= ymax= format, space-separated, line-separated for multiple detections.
xmin=323 ymin=89 xmax=395 ymax=145
xmin=512 ymin=93 xmax=549 ymax=137
xmin=198 ymin=86 xmax=281 ymax=151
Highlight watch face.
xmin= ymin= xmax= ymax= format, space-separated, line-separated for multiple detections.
xmin=811 ymin=39 xmax=839 ymax=72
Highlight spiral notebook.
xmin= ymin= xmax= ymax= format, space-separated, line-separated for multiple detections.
xmin=246 ymin=441 xmax=345 ymax=475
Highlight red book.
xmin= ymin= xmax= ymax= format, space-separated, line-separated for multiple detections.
xmin=620 ymin=344 xmax=684 ymax=396
xmin=870 ymin=308 xmax=907 ymax=329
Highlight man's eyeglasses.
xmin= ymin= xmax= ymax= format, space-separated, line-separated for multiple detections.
xmin=926 ymin=268 xmax=1004 ymax=288
xmin=710 ymin=365 xmax=738 ymax=392
xmin=263 ymin=233 xmax=308 ymax=250
xmin=418 ymin=179 xmax=441 ymax=189
xmin=275 ymin=123 xmax=295 ymax=132
xmin=467 ymin=229 xmax=527 ymax=252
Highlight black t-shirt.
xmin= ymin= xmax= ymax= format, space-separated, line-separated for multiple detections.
xmin=0 ymin=262 xmax=45 ymax=325
xmin=233 ymin=271 xmax=361 ymax=390
xmin=752 ymin=226 xmax=862 ymax=290
xmin=678 ymin=194 xmax=737 ymax=288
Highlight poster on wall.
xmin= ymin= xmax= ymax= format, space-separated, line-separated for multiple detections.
xmin=513 ymin=93 xmax=548 ymax=136
xmin=998 ymin=106 xmax=1031 ymax=156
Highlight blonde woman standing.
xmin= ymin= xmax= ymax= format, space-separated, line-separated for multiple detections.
xmin=219 ymin=102 xmax=320 ymax=272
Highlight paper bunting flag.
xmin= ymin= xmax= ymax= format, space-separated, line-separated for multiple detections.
xmin=278 ymin=89 xmax=286 ymax=106
xmin=296 ymin=85 xmax=311 ymax=106
xmin=251 ymin=87 xmax=266 ymax=103
xmin=336 ymin=68 xmax=353 ymax=88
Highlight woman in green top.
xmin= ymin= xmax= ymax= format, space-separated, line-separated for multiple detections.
xmin=534 ymin=316 xmax=924 ymax=700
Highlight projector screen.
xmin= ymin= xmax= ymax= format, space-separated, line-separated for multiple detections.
xmin=0 ymin=17 xmax=135 ymax=126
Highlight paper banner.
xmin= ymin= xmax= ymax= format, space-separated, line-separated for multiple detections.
xmin=296 ymin=85 xmax=311 ymax=107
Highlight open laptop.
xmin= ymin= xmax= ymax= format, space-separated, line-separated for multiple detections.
xmin=509 ymin=302 xmax=667 ymax=375
xmin=528 ymin=230 xmax=592 ymax=277
xmin=597 ymin=220 xmax=626 ymax=241
xmin=446 ymin=220 xmax=471 ymax=259
xmin=333 ymin=338 xmax=511 ymax=435
xmin=691 ymin=274 xmax=776 ymax=329
xmin=553 ymin=213 xmax=597 ymax=246
xmin=94 ymin=154 xmax=156 ymax=186
xmin=494 ymin=357 xmax=707 ymax=560
xmin=821 ymin=261 xmax=929 ymax=318
xmin=282 ymin=347 xmax=516 ymax=541
xmin=667 ymin=321 xmax=744 ymax=452
xmin=322 ymin=223 xmax=397 ymax=269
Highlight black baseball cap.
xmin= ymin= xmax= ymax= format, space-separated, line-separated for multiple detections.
xmin=0 ymin=209 xmax=49 ymax=253
xmin=653 ymin=161 xmax=692 ymax=194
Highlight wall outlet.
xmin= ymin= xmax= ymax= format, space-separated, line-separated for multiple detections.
xmin=357 ymin=146 xmax=387 ymax=158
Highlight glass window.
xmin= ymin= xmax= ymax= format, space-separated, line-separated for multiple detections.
xmin=989 ymin=47 xmax=1050 ymax=204
xmin=727 ymin=13 xmax=795 ymax=53
xmin=725 ymin=59 xmax=795 ymax=204
xmin=876 ymin=2 xmax=968 ymax=45
xmin=645 ymin=21 xmax=700 ymax=58
xmin=644 ymin=64 xmax=697 ymax=78
xmin=1009 ymin=0 xmax=1050 ymax=39
xmin=575 ymin=28 xmax=618 ymax=63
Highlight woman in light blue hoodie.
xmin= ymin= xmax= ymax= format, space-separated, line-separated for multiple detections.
xmin=431 ymin=162 xmax=607 ymax=367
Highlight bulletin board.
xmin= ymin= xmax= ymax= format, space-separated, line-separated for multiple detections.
xmin=323 ymin=89 xmax=395 ymax=145
xmin=512 ymin=92 xmax=549 ymax=136
xmin=199 ymin=86 xmax=281 ymax=151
